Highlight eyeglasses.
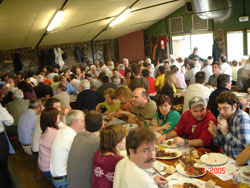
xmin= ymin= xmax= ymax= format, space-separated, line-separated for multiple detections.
xmin=217 ymin=105 xmax=232 ymax=112
xmin=142 ymin=147 xmax=158 ymax=155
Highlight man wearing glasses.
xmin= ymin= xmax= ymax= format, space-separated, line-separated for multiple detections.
xmin=113 ymin=127 xmax=167 ymax=188
xmin=208 ymin=91 xmax=250 ymax=159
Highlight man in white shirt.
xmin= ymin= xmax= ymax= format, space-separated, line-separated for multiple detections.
xmin=202 ymin=59 xmax=213 ymax=83
xmin=219 ymin=55 xmax=232 ymax=78
xmin=183 ymin=71 xmax=213 ymax=113
xmin=113 ymin=127 xmax=167 ymax=188
xmin=50 ymin=110 xmax=85 ymax=188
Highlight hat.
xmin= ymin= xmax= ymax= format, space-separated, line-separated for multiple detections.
xmin=189 ymin=96 xmax=207 ymax=109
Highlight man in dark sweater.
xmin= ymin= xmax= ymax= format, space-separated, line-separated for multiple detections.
xmin=76 ymin=79 xmax=101 ymax=112
xmin=209 ymin=74 xmax=231 ymax=118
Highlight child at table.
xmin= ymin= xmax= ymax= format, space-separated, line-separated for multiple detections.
xmin=96 ymin=88 xmax=120 ymax=116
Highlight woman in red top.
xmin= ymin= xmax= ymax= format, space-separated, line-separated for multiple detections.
xmin=142 ymin=69 xmax=157 ymax=96
xmin=92 ymin=124 xmax=126 ymax=188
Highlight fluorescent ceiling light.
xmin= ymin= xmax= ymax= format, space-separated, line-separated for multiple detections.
xmin=47 ymin=10 xmax=64 ymax=31
xmin=109 ymin=9 xmax=132 ymax=27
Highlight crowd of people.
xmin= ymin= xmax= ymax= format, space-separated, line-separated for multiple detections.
xmin=0 ymin=48 xmax=250 ymax=188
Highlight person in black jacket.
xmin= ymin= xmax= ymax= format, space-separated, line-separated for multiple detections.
xmin=33 ymin=75 xmax=53 ymax=98
xmin=76 ymin=79 xmax=101 ymax=112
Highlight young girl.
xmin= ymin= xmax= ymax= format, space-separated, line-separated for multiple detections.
xmin=92 ymin=124 xmax=126 ymax=188
xmin=96 ymin=88 xmax=120 ymax=116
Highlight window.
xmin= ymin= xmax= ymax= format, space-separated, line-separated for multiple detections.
xmin=172 ymin=33 xmax=213 ymax=59
xmin=227 ymin=31 xmax=243 ymax=61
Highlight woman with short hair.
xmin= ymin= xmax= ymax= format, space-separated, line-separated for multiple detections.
xmin=149 ymin=94 xmax=180 ymax=135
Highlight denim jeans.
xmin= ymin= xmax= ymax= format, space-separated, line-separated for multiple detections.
xmin=41 ymin=170 xmax=52 ymax=179
xmin=52 ymin=176 xmax=67 ymax=188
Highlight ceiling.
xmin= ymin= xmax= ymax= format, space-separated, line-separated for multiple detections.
xmin=0 ymin=0 xmax=185 ymax=50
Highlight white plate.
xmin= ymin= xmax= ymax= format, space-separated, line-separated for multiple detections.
xmin=239 ymin=165 xmax=250 ymax=180
xmin=168 ymin=178 xmax=201 ymax=188
xmin=200 ymin=153 xmax=228 ymax=166
xmin=164 ymin=138 xmax=179 ymax=148
xmin=156 ymin=149 xmax=182 ymax=160
xmin=176 ymin=163 xmax=206 ymax=178
xmin=233 ymin=92 xmax=248 ymax=98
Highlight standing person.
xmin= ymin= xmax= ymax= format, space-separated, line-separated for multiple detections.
xmin=219 ymin=55 xmax=232 ymax=78
xmin=38 ymin=107 xmax=60 ymax=179
xmin=149 ymin=94 xmax=180 ymax=135
xmin=188 ymin=47 xmax=204 ymax=61
xmin=67 ymin=110 xmax=102 ymax=188
xmin=113 ymin=127 xmax=167 ymax=188
xmin=231 ymin=60 xmax=239 ymax=85
xmin=0 ymin=103 xmax=14 ymax=188
xmin=92 ymin=124 xmax=126 ymax=188
xmin=50 ymin=110 xmax=85 ymax=188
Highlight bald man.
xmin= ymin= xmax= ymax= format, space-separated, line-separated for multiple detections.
xmin=125 ymin=88 xmax=157 ymax=127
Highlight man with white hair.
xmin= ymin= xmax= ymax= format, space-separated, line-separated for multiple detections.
xmin=76 ymin=79 xmax=101 ymax=112
xmin=88 ymin=65 xmax=99 ymax=79
xmin=122 ymin=58 xmax=129 ymax=68
xmin=6 ymin=89 xmax=29 ymax=131
xmin=50 ymin=110 xmax=85 ymax=188
xmin=33 ymin=75 xmax=53 ymax=98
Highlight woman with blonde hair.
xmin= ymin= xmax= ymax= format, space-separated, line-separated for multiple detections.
xmin=161 ymin=72 xmax=176 ymax=102
xmin=92 ymin=124 xmax=126 ymax=188
xmin=96 ymin=88 xmax=120 ymax=116
xmin=115 ymin=86 xmax=133 ymax=112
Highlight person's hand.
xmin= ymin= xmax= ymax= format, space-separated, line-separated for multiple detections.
xmin=173 ymin=136 xmax=185 ymax=146
xmin=208 ymin=120 xmax=218 ymax=138
xmin=62 ymin=105 xmax=71 ymax=115
xmin=157 ymin=134 xmax=167 ymax=145
xmin=153 ymin=175 xmax=168 ymax=186
xmin=162 ymin=122 xmax=171 ymax=130
xmin=218 ymin=119 xmax=228 ymax=135
xmin=96 ymin=105 xmax=101 ymax=112
xmin=116 ymin=110 xmax=127 ymax=117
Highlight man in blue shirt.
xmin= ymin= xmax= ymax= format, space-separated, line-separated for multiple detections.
xmin=18 ymin=98 xmax=41 ymax=155
xmin=208 ymin=91 xmax=250 ymax=159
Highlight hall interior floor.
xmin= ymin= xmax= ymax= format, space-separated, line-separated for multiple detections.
xmin=8 ymin=139 xmax=53 ymax=188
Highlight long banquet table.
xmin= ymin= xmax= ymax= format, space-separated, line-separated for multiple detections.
xmin=157 ymin=147 xmax=249 ymax=188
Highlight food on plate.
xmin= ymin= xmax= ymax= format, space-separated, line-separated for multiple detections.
xmin=205 ymin=180 xmax=216 ymax=188
xmin=156 ymin=150 xmax=177 ymax=157
xmin=164 ymin=165 xmax=176 ymax=174
xmin=190 ymin=149 xmax=199 ymax=159
xmin=167 ymin=140 xmax=173 ymax=146
xmin=243 ymin=171 xmax=250 ymax=176
xmin=104 ymin=117 xmax=113 ymax=122
xmin=179 ymin=156 xmax=196 ymax=167
xmin=173 ymin=183 xmax=199 ymax=188
xmin=179 ymin=156 xmax=204 ymax=176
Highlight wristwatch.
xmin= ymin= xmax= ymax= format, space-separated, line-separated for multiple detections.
xmin=184 ymin=139 xmax=189 ymax=145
